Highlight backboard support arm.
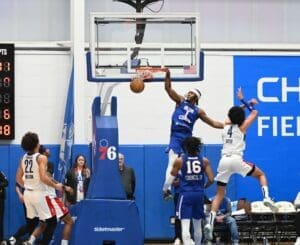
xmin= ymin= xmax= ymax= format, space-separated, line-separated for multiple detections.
xmin=114 ymin=0 xmax=162 ymax=59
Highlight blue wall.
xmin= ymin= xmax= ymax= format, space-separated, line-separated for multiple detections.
xmin=234 ymin=55 xmax=300 ymax=202
xmin=1 ymin=142 xmax=297 ymax=240
xmin=1 ymin=143 xmax=224 ymax=240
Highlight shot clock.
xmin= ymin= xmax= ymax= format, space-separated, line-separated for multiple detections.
xmin=0 ymin=44 xmax=14 ymax=139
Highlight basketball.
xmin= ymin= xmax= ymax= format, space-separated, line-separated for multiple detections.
xmin=130 ymin=77 xmax=145 ymax=93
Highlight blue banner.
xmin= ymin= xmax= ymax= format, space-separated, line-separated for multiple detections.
xmin=57 ymin=65 xmax=74 ymax=183
xmin=234 ymin=56 xmax=300 ymax=201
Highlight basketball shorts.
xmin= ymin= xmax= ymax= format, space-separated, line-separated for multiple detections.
xmin=215 ymin=154 xmax=254 ymax=184
xmin=176 ymin=191 xmax=205 ymax=220
xmin=49 ymin=196 xmax=69 ymax=219
xmin=24 ymin=189 xmax=56 ymax=220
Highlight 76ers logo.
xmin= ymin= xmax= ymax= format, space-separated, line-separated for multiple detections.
xmin=98 ymin=139 xmax=117 ymax=160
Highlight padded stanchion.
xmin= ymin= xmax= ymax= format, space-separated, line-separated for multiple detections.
xmin=86 ymin=96 xmax=126 ymax=199
xmin=53 ymin=96 xmax=143 ymax=245
xmin=70 ymin=199 xmax=143 ymax=245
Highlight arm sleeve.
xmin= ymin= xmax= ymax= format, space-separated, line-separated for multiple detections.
xmin=162 ymin=175 xmax=176 ymax=191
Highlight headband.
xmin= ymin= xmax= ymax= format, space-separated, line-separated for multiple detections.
xmin=189 ymin=88 xmax=201 ymax=100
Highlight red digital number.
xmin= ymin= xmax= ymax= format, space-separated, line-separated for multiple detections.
xmin=3 ymin=108 xmax=10 ymax=120
xmin=0 ymin=125 xmax=11 ymax=136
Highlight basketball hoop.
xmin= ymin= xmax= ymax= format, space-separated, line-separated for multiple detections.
xmin=134 ymin=67 xmax=167 ymax=82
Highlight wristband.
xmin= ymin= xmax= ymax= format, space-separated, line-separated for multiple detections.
xmin=240 ymin=99 xmax=254 ymax=111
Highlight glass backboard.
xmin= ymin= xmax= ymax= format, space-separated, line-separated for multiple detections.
xmin=87 ymin=13 xmax=203 ymax=82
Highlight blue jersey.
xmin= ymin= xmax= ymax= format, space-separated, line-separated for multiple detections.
xmin=176 ymin=153 xmax=206 ymax=220
xmin=179 ymin=153 xmax=205 ymax=193
xmin=217 ymin=196 xmax=231 ymax=215
xmin=168 ymin=100 xmax=200 ymax=154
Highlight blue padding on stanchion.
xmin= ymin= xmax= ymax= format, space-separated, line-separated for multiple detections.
xmin=70 ymin=199 xmax=143 ymax=245
xmin=87 ymin=96 xmax=126 ymax=199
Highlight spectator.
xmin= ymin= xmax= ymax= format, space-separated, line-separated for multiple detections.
xmin=0 ymin=171 xmax=8 ymax=242
xmin=118 ymin=153 xmax=136 ymax=200
xmin=64 ymin=154 xmax=90 ymax=206
xmin=210 ymin=196 xmax=239 ymax=245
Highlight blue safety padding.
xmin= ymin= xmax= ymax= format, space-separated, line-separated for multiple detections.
xmin=87 ymin=96 xmax=125 ymax=199
xmin=70 ymin=199 xmax=143 ymax=245
xmin=119 ymin=145 xmax=145 ymax=234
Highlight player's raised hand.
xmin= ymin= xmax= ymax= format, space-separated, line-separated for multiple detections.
xmin=237 ymin=87 xmax=244 ymax=100
xmin=249 ymin=98 xmax=259 ymax=105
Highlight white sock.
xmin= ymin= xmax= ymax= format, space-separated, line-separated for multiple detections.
xmin=61 ymin=239 xmax=69 ymax=245
xmin=28 ymin=235 xmax=36 ymax=244
xmin=207 ymin=211 xmax=216 ymax=226
xmin=9 ymin=236 xmax=16 ymax=245
xmin=262 ymin=185 xmax=269 ymax=199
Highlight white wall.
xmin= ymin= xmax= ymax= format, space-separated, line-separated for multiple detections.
xmin=14 ymin=50 xmax=72 ymax=143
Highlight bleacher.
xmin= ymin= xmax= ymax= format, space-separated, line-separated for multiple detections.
xmin=213 ymin=200 xmax=298 ymax=244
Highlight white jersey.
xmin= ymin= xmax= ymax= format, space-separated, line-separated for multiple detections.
xmin=21 ymin=152 xmax=46 ymax=191
xmin=44 ymin=175 xmax=56 ymax=197
xmin=221 ymin=124 xmax=245 ymax=156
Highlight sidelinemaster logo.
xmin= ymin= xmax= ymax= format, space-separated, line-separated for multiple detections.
xmin=94 ymin=226 xmax=125 ymax=232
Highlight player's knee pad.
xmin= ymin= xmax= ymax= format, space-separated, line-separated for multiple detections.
xmin=27 ymin=218 xmax=39 ymax=234
xmin=41 ymin=216 xmax=57 ymax=244
xmin=45 ymin=216 xmax=57 ymax=231
xmin=217 ymin=181 xmax=227 ymax=186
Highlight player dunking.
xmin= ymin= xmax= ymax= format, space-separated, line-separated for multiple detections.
xmin=204 ymin=87 xmax=278 ymax=241
xmin=163 ymin=68 xmax=223 ymax=198
xmin=16 ymin=132 xmax=64 ymax=245
xmin=163 ymin=136 xmax=214 ymax=245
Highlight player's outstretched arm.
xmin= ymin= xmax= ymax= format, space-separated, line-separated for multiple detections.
xmin=164 ymin=68 xmax=183 ymax=104
xmin=237 ymin=87 xmax=259 ymax=132
xmin=199 ymin=109 xmax=224 ymax=129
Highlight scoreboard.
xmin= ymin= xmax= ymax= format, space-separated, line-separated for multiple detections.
xmin=0 ymin=44 xmax=14 ymax=139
